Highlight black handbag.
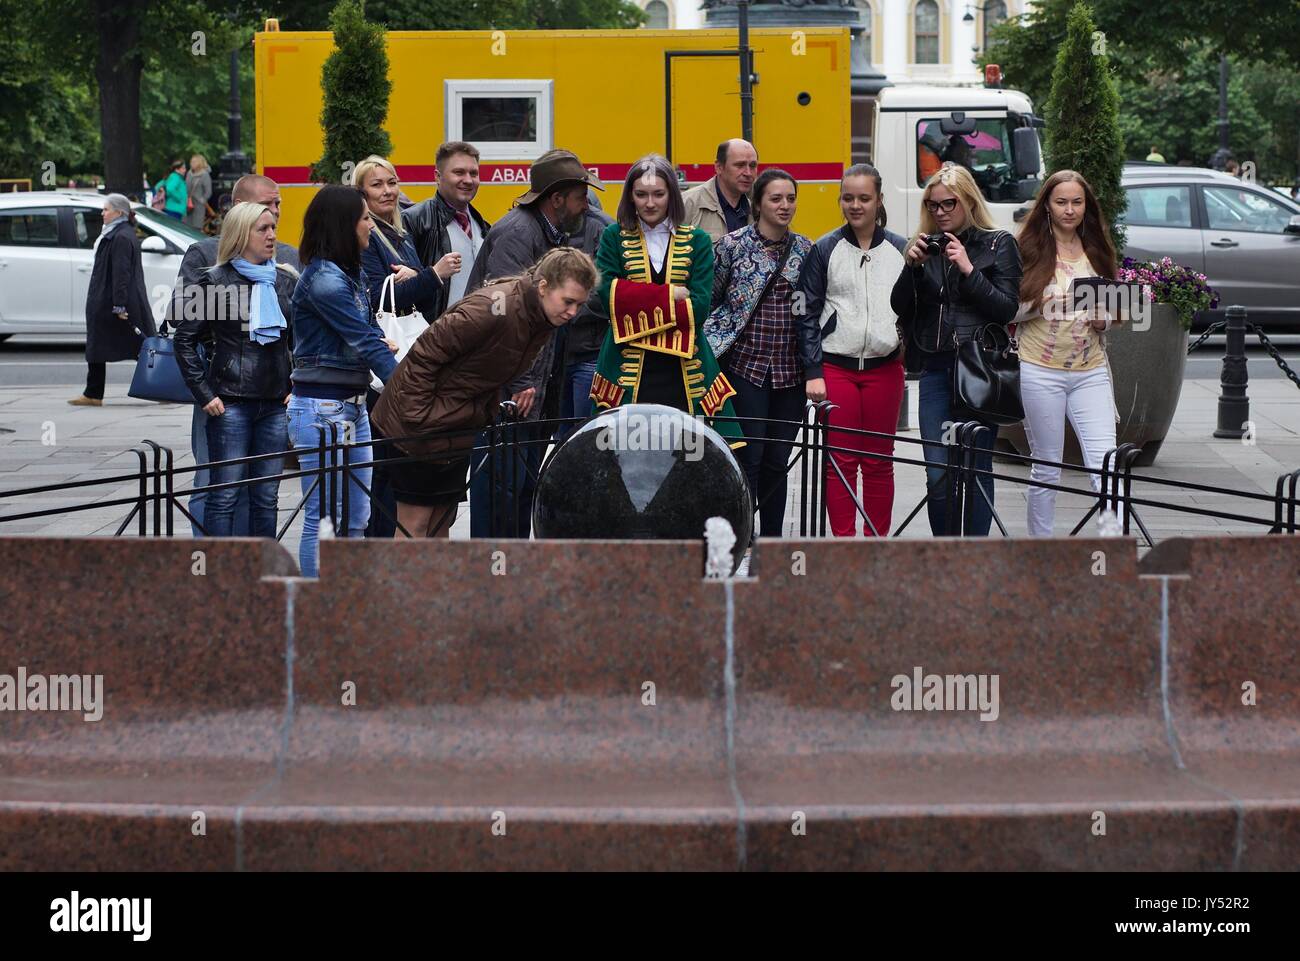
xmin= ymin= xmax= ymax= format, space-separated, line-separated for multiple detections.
xmin=954 ymin=323 xmax=1024 ymax=426
xmin=128 ymin=320 xmax=206 ymax=405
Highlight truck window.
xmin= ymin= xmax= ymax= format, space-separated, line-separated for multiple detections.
xmin=445 ymin=79 xmax=554 ymax=161
xmin=916 ymin=118 xmax=1022 ymax=203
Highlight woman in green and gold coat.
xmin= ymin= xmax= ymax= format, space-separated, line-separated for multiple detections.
xmin=589 ymin=154 xmax=745 ymax=447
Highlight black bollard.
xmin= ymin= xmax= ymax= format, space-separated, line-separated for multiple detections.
xmin=1213 ymin=305 xmax=1249 ymax=439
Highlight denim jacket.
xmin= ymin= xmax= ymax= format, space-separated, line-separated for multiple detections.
xmin=290 ymin=258 xmax=397 ymax=391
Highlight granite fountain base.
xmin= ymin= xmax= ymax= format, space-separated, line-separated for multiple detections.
xmin=1 ymin=534 xmax=1296 ymax=871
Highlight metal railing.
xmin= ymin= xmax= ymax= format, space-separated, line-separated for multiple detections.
xmin=2 ymin=403 xmax=1298 ymax=544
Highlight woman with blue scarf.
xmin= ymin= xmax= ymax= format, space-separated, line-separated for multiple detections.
xmin=174 ymin=202 xmax=298 ymax=537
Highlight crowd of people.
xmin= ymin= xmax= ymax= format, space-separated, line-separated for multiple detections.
xmin=71 ymin=135 xmax=1128 ymax=573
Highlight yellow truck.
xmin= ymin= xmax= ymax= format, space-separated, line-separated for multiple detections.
xmin=255 ymin=26 xmax=852 ymax=246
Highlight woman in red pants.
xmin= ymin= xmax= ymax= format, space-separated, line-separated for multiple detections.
xmin=796 ymin=164 xmax=908 ymax=536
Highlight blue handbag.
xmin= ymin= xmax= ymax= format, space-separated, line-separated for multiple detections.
xmin=127 ymin=321 xmax=206 ymax=405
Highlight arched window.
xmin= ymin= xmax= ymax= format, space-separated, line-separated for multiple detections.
xmin=986 ymin=0 xmax=1008 ymax=43
xmin=645 ymin=0 xmax=670 ymax=29
xmin=914 ymin=0 xmax=941 ymax=65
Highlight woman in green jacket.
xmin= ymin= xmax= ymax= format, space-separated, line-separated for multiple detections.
xmin=589 ymin=153 xmax=744 ymax=447
xmin=154 ymin=159 xmax=189 ymax=221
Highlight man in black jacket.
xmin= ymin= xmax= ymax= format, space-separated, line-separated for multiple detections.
xmin=401 ymin=141 xmax=491 ymax=318
xmin=166 ymin=174 xmax=299 ymax=537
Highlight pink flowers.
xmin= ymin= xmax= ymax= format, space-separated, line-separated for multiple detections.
xmin=1119 ymin=257 xmax=1220 ymax=329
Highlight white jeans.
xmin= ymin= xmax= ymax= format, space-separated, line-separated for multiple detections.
xmin=1020 ymin=362 xmax=1116 ymax=536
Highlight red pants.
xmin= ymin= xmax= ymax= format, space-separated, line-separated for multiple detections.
xmin=823 ymin=358 xmax=905 ymax=537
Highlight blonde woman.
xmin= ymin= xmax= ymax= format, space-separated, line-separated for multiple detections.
xmin=173 ymin=202 xmax=298 ymax=537
xmin=352 ymin=155 xmax=460 ymax=319
xmin=351 ymin=155 xmax=461 ymax=536
xmin=185 ymin=154 xmax=212 ymax=230
xmin=890 ymin=163 xmax=1023 ymax=536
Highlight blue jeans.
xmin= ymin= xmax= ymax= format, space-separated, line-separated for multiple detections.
xmin=557 ymin=358 xmax=598 ymax=443
xmin=204 ymin=399 xmax=286 ymax=538
xmin=190 ymin=404 xmax=249 ymax=537
xmin=469 ymin=424 xmax=540 ymax=538
xmin=917 ymin=366 xmax=995 ymax=536
xmin=288 ymin=395 xmax=373 ymax=576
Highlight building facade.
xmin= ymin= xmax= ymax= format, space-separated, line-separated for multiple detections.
xmin=634 ymin=0 xmax=1030 ymax=84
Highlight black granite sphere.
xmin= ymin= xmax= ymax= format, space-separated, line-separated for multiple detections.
xmin=533 ymin=404 xmax=753 ymax=552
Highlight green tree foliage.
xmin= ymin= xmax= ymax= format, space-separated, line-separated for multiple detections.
xmin=1043 ymin=3 xmax=1127 ymax=250
xmin=1114 ymin=47 xmax=1267 ymax=172
xmin=984 ymin=0 xmax=1300 ymax=184
xmin=311 ymin=0 xmax=393 ymax=184
xmin=139 ymin=32 xmax=258 ymax=189
xmin=0 ymin=0 xmax=101 ymax=182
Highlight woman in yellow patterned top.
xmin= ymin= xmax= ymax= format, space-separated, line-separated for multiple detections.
xmin=1014 ymin=170 xmax=1119 ymax=536
xmin=589 ymin=154 xmax=745 ymax=447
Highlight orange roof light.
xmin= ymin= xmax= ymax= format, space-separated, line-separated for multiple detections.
xmin=984 ymin=63 xmax=1002 ymax=87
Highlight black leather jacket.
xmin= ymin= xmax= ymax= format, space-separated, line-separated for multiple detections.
xmin=400 ymin=194 xmax=490 ymax=319
xmin=173 ymin=262 xmax=297 ymax=406
xmin=890 ymin=227 xmax=1022 ymax=373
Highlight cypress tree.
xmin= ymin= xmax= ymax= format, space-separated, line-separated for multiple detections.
xmin=311 ymin=0 xmax=393 ymax=185
xmin=1043 ymin=1 xmax=1127 ymax=251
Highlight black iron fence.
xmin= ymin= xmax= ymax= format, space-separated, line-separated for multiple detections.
xmin=2 ymin=403 xmax=1299 ymax=546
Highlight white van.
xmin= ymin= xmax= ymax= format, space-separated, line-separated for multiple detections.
xmin=871 ymin=81 xmax=1046 ymax=238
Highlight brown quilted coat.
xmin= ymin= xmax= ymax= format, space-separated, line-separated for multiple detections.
xmin=371 ymin=274 xmax=555 ymax=456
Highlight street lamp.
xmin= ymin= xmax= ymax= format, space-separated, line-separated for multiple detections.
xmin=962 ymin=2 xmax=1007 ymax=54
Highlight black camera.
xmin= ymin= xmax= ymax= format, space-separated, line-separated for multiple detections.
xmin=923 ymin=233 xmax=950 ymax=256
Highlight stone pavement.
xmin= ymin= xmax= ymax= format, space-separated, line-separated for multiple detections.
xmin=1 ymin=369 xmax=1298 ymax=557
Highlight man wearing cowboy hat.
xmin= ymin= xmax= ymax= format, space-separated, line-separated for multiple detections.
xmin=465 ymin=149 xmax=605 ymax=538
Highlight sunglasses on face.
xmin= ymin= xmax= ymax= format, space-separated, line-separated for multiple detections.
xmin=925 ymin=198 xmax=959 ymax=213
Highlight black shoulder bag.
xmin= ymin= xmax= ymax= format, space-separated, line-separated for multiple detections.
xmin=953 ymin=231 xmax=1024 ymax=426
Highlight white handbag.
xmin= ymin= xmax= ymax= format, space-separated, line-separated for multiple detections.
xmin=370 ymin=272 xmax=428 ymax=392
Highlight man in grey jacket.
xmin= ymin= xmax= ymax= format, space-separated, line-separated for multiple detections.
xmin=463 ymin=149 xmax=604 ymax=538
xmin=166 ymin=174 xmax=299 ymax=537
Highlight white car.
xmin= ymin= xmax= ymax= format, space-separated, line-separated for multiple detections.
xmin=0 ymin=191 xmax=203 ymax=341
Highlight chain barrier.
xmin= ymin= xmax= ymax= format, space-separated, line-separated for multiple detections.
xmin=1185 ymin=320 xmax=1227 ymax=353
xmin=1185 ymin=319 xmax=1300 ymax=389
xmin=1247 ymin=323 xmax=1300 ymax=390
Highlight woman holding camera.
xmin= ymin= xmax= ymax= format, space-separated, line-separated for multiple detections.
xmin=890 ymin=163 xmax=1022 ymax=536
xmin=1015 ymin=170 xmax=1119 ymax=536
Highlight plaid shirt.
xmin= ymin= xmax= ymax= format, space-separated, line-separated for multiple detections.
xmin=726 ymin=235 xmax=801 ymax=388
xmin=537 ymin=208 xmax=570 ymax=247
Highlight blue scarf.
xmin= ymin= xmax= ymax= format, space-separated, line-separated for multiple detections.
xmin=231 ymin=257 xmax=286 ymax=344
